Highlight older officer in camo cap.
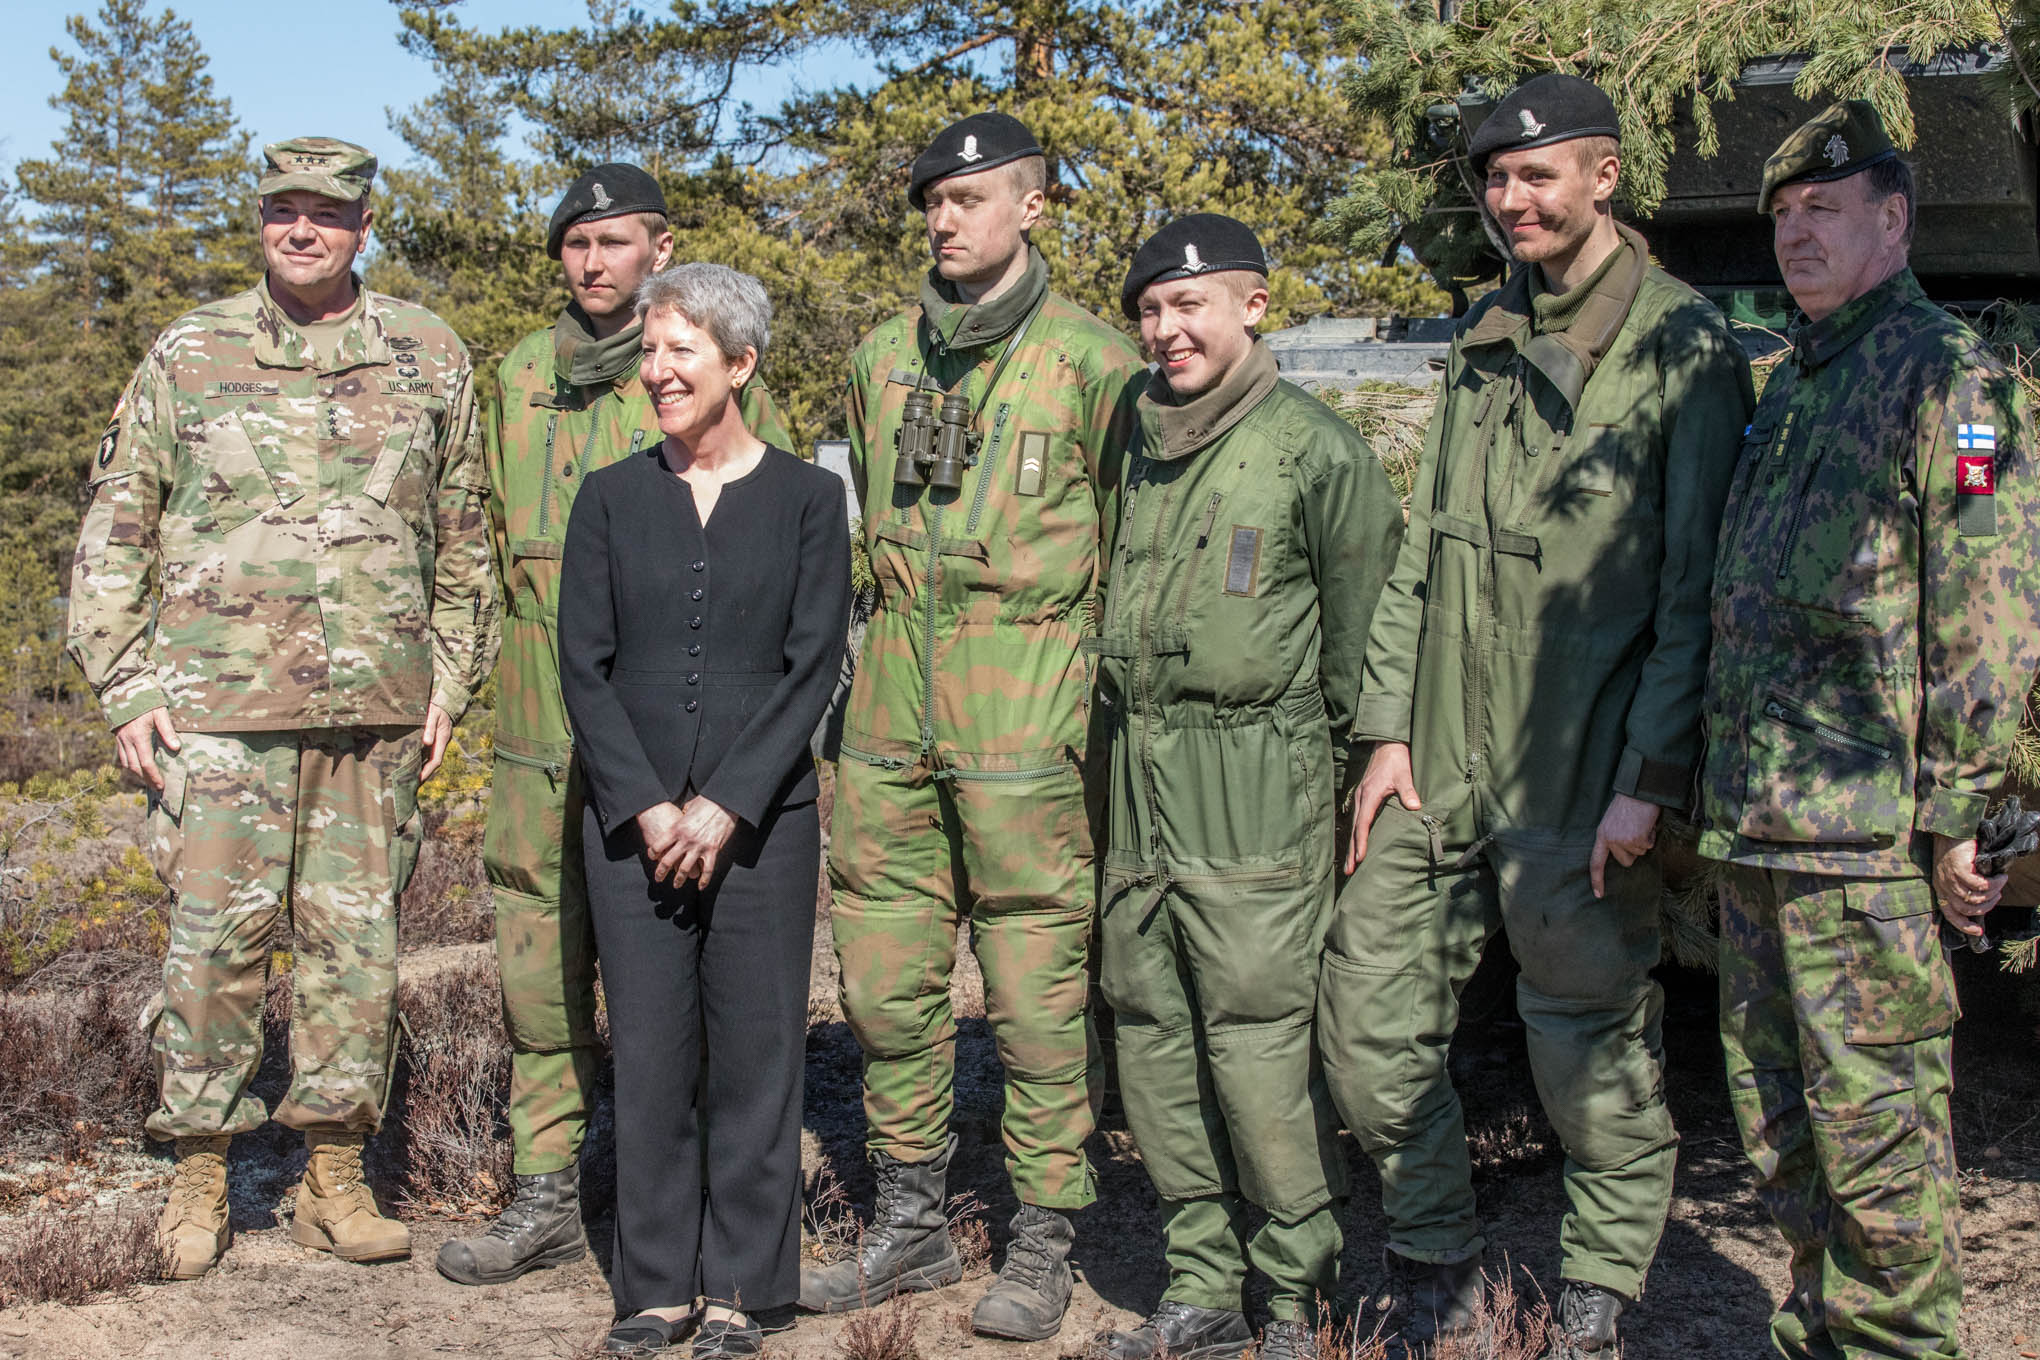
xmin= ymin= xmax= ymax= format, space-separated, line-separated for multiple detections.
xmin=1701 ymin=98 xmax=2040 ymax=1360
xmin=69 ymin=133 xmax=495 ymax=1279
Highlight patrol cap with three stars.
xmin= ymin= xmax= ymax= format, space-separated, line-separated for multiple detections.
xmin=907 ymin=112 xmax=1043 ymax=210
xmin=1757 ymin=100 xmax=1900 ymax=214
xmin=546 ymin=163 xmax=668 ymax=259
xmin=1121 ymin=214 xmax=1268 ymax=321
xmin=1468 ymin=73 xmax=1621 ymax=176
xmin=257 ymin=137 xmax=377 ymax=203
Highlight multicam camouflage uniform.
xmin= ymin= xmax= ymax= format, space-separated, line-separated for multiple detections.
xmin=829 ymin=247 xmax=1143 ymax=1207
xmin=1318 ymin=226 xmax=1753 ymax=1300
xmin=483 ymin=321 xmax=790 ymax=1176
xmin=67 ymin=274 xmax=497 ymax=1138
xmin=1700 ymin=267 xmax=2040 ymax=1360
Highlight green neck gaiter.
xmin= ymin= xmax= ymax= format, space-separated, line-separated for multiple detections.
xmin=919 ymin=246 xmax=1050 ymax=352
xmin=553 ymin=304 xmax=644 ymax=390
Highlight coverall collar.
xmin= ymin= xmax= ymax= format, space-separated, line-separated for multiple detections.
xmin=1460 ymin=221 xmax=1649 ymax=415
xmin=1788 ymin=268 xmax=1922 ymax=370
xmin=1138 ymin=338 xmax=1280 ymax=461
xmin=920 ymin=245 xmax=1049 ymax=353
xmin=552 ymin=303 xmax=645 ymax=393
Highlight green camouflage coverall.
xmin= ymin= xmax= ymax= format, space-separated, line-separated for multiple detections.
xmin=67 ymin=276 xmax=498 ymax=1138
xmin=829 ymin=250 xmax=1143 ymax=1207
xmin=1094 ymin=343 xmax=1401 ymax=1319
xmin=1699 ymin=269 xmax=2040 ymax=1360
xmin=1318 ymin=229 xmax=1754 ymax=1299
xmin=484 ymin=318 xmax=790 ymax=1174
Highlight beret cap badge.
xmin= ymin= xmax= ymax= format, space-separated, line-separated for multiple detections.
xmin=591 ymin=182 xmax=612 ymax=210
xmin=1519 ymin=109 xmax=1546 ymax=139
xmin=1824 ymin=135 xmax=1849 ymax=167
xmin=959 ymin=135 xmax=983 ymax=163
xmin=1183 ymin=244 xmax=1206 ymax=272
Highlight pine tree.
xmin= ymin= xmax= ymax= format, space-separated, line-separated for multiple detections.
xmin=1326 ymin=0 xmax=2000 ymax=291
xmin=0 ymin=0 xmax=253 ymax=576
xmin=381 ymin=0 xmax=1441 ymax=444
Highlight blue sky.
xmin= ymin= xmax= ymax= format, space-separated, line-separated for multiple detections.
xmin=0 ymin=0 xmax=857 ymax=178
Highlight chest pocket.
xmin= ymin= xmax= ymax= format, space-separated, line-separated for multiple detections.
xmin=1771 ymin=434 xmax=1901 ymax=619
xmin=363 ymin=402 xmax=442 ymax=542
xmin=186 ymin=409 xmax=304 ymax=537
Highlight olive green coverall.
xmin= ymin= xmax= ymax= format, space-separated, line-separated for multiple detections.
xmin=1317 ymin=229 xmax=1753 ymax=1300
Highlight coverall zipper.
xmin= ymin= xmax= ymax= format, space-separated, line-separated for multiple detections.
xmin=1134 ymin=480 xmax=1177 ymax=863
xmin=1762 ymin=698 xmax=1892 ymax=760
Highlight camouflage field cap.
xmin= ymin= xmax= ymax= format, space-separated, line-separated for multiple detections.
xmin=1758 ymin=101 xmax=1897 ymax=213
xmin=258 ymin=137 xmax=378 ymax=202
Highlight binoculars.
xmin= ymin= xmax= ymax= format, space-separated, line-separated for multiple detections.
xmin=893 ymin=388 xmax=978 ymax=491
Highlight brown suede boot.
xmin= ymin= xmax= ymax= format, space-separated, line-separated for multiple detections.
xmin=158 ymin=1135 xmax=231 ymax=1280
xmin=290 ymin=1133 xmax=410 ymax=1263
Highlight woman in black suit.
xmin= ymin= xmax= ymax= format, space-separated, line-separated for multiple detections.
xmin=560 ymin=262 xmax=849 ymax=1359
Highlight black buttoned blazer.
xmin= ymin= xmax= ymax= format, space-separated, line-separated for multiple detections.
xmin=559 ymin=443 xmax=850 ymax=836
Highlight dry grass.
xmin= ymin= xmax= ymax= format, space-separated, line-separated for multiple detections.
xmin=0 ymin=958 xmax=156 ymax=1156
xmin=397 ymin=808 xmax=493 ymax=949
xmin=382 ymin=954 xmax=514 ymax=1217
xmin=836 ymin=1294 xmax=919 ymax=1360
xmin=0 ymin=1204 xmax=163 ymax=1305
xmin=1426 ymin=1268 xmax=1558 ymax=1360
xmin=945 ymin=1189 xmax=992 ymax=1278
xmin=802 ymin=1161 xmax=861 ymax=1264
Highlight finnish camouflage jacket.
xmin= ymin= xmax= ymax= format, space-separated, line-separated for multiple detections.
xmin=68 ymin=276 xmax=497 ymax=733
xmin=1356 ymin=229 xmax=1754 ymax=830
xmin=483 ymin=319 xmax=792 ymax=768
xmin=1094 ymin=343 xmax=1403 ymax=883
xmin=1697 ymin=269 xmax=2040 ymax=875
xmin=840 ymin=254 xmax=1143 ymax=773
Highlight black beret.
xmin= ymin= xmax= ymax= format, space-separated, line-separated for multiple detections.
xmin=907 ymin=112 xmax=1042 ymax=210
xmin=1121 ymin=214 xmax=1268 ymax=320
xmin=1758 ymin=101 xmax=1900 ymax=213
xmin=546 ymin=163 xmax=667 ymax=259
xmin=1468 ymin=73 xmax=1620 ymax=176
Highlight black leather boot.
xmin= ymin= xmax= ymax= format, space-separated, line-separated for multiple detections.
xmin=1088 ymin=1300 xmax=1254 ymax=1359
xmin=970 ymin=1203 xmax=1075 ymax=1340
xmin=797 ymin=1140 xmax=962 ymax=1311
xmin=1548 ymin=1279 xmax=1625 ymax=1357
xmin=1380 ymin=1248 xmax=1485 ymax=1343
xmin=435 ymin=1163 xmax=589 ymax=1285
xmin=1257 ymin=1318 xmax=1320 ymax=1359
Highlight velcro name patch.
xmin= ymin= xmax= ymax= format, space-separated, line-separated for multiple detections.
xmin=379 ymin=378 xmax=438 ymax=396
xmin=1224 ymin=526 xmax=1261 ymax=596
xmin=206 ymin=380 xmax=280 ymax=398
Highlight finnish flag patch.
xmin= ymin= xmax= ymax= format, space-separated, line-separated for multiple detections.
xmin=1957 ymin=423 xmax=1997 ymax=450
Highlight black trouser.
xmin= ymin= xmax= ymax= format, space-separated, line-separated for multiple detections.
xmin=585 ymin=797 xmax=816 ymax=1316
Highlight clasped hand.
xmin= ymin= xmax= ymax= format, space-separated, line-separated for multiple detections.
xmin=636 ymin=796 xmax=738 ymax=885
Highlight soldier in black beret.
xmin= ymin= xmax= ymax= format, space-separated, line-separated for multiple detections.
xmin=1087 ymin=213 xmax=1402 ymax=1360
xmin=801 ymin=106 xmax=1146 ymax=1344
xmin=1319 ymin=66 xmax=1755 ymax=1358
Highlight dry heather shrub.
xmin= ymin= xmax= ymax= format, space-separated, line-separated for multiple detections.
xmin=837 ymin=1294 xmax=918 ymax=1360
xmin=0 ymin=1205 xmax=163 ymax=1305
xmin=1427 ymin=1268 xmax=1556 ymax=1360
xmin=945 ymin=1190 xmax=992 ymax=1278
xmin=1310 ymin=1311 xmax=1392 ymax=1359
xmin=397 ymin=808 xmax=492 ymax=949
xmin=0 ymin=961 xmax=155 ymax=1155
xmin=803 ymin=1162 xmax=861 ymax=1264
xmin=383 ymin=955 xmax=513 ymax=1216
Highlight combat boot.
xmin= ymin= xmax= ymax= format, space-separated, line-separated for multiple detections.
xmin=158 ymin=1134 xmax=231 ymax=1280
xmin=1547 ymin=1280 xmax=1624 ymax=1357
xmin=1257 ymin=1318 xmax=1320 ymax=1360
xmin=970 ymin=1203 xmax=1075 ymax=1340
xmin=435 ymin=1162 xmax=589 ymax=1284
xmin=290 ymin=1132 xmax=411 ymax=1263
xmin=1087 ymin=1300 xmax=1254 ymax=1359
xmin=798 ymin=1139 xmax=961 ymax=1311
xmin=1378 ymin=1248 xmax=1485 ymax=1345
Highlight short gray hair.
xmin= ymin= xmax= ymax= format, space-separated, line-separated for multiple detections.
xmin=633 ymin=263 xmax=771 ymax=363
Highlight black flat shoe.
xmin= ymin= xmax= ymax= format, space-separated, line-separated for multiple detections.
xmin=603 ymin=1311 xmax=697 ymax=1355
xmin=691 ymin=1306 xmax=795 ymax=1358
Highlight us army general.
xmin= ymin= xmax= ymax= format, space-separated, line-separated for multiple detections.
xmin=66 ymin=137 xmax=497 ymax=1280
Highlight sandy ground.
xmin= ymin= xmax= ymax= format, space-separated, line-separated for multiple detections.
xmin=4 ymin=917 xmax=2039 ymax=1360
